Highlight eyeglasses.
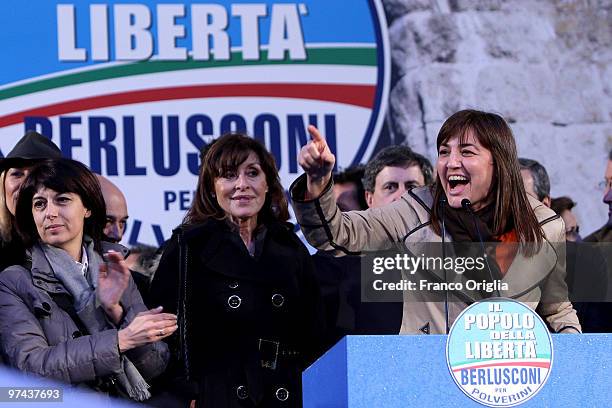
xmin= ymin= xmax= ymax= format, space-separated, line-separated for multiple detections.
xmin=598 ymin=178 xmax=612 ymax=190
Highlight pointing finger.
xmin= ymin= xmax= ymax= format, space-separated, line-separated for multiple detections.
xmin=307 ymin=125 xmax=322 ymax=141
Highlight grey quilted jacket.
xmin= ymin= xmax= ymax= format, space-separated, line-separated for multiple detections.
xmin=0 ymin=242 xmax=169 ymax=390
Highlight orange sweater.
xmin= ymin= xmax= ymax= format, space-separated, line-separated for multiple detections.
xmin=495 ymin=230 xmax=518 ymax=276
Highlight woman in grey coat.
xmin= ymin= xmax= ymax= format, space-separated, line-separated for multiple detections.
xmin=0 ymin=159 xmax=177 ymax=401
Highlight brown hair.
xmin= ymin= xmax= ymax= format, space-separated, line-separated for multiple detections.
xmin=184 ymin=133 xmax=289 ymax=225
xmin=551 ymin=196 xmax=576 ymax=215
xmin=430 ymin=110 xmax=543 ymax=254
xmin=14 ymin=159 xmax=106 ymax=252
xmin=0 ymin=171 xmax=13 ymax=242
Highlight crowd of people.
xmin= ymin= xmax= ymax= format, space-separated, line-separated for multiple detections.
xmin=0 ymin=109 xmax=610 ymax=407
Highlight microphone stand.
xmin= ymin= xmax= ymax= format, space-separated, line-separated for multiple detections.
xmin=440 ymin=198 xmax=450 ymax=334
xmin=461 ymin=198 xmax=501 ymax=298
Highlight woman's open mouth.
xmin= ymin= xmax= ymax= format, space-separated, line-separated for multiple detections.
xmin=447 ymin=175 xmax=469 ymax=194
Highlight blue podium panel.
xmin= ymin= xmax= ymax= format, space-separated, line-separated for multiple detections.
xmin=303 ymin=334 xmax=612 ymax=407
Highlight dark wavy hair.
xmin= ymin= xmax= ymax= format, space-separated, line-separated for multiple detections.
xmin=15 ymin=159 xmax=106 ymax=253
xmin=430 ymin=110 xmax=543 ymax=254
xmin=184 ymin=133 xmax=289 ymax=225
xmin=333 ymin=165 xmax=367 ymax=211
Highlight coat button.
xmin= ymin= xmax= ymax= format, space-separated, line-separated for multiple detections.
xmin=228 ymin=295 xmax=241 ymax=309
xmin=236 ymin=385 xmax=248 ymax=400
xmin=275 ymin=387 xmax=289 ymax=401
xmin=35 ymin=280 xmax=43 ymax=285
xmin=42 ymin=302 xmax=51 ymax=311
xmin=72 ymin=330 xmax=82 ymax=339
xmin=229 ymin=281 xmax=239 ymax=289
xmin=271 ymin=293 xmax=284 ymax=308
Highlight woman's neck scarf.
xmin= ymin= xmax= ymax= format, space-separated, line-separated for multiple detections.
xmin=39 ymin=240 xmax=151 ymax=401
xmin=441 ymin=203 xmax=515 ymax=293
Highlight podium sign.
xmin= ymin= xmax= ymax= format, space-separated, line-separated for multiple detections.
xmin=303 ymin=334 xmax=612 ymax=407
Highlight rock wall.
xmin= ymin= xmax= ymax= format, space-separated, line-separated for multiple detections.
xmin=382 ymin=0 xmax=612 ymax=235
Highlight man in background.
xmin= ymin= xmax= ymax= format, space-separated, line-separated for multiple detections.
xmin=519 ymin=158 xmax=551 ymax=206
xmin=96 ymin=175 xmax=153 ymax=303
xmin=552 ymin=196 xmax=611 ymax=332
xmin=363 ymin=146 xmax=433 ymax=208
xmin=585 ymin=150 xmax=612 ymax=242
xmin=96 ymin=175 xmax=129 ymax=244
xmin=332 ymin=166 xmax=367 ymax=211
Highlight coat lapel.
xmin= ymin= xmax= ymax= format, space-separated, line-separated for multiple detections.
xmin=403 ymin=188 xmax=559 ymax=303
xmin=191 ymin=222 xmax=255 ymax=281
xmin=499 ymin=240 xmax=557 ymax=298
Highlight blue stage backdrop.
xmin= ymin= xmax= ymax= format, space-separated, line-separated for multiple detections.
xmin=0 ymin=0 xmax=390 ymax=246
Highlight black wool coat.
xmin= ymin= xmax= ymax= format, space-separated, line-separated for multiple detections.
xmin=149 ymin=219 xmax=324 ymax=408
xmin=0 ymin=236 xmax=26 ymax=273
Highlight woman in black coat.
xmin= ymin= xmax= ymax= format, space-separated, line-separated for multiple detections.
xmin=150 ymin=134 xmax=324 ymax=407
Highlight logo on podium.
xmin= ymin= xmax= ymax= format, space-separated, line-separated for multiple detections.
xmin=446 ymin=299 xmax=553 ymax=407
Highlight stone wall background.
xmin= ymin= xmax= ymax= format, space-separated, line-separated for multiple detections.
xmin=381 ymin=0 xmax=612 ymax=236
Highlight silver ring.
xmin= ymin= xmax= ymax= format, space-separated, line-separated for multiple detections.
xmin=158 ymin=329 xmax=164 ymax=336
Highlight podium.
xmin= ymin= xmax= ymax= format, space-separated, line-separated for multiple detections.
xmin=303 ymin=334 xmax=612 ymax=407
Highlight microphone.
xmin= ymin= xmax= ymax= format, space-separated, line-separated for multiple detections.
xmin=461 ymin=199 xmax=501 ymax=297
xmin=439 ymin=197 xmax=449 ymax=334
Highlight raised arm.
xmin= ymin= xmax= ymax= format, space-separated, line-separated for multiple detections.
xmin=291 ymin=126 xmax=426 ymax=254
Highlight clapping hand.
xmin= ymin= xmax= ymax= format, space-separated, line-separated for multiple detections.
xmin=118 ymin=306 xmax=178 ymax=352
xmin=98 ymin=250 xmax=130 ymax=324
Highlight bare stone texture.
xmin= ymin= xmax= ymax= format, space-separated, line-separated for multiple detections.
xmin=387 ymin=74 xmax=428 ymax=151
xmin=553 ymin=64 xmax=610 ymax=123
xmin=512 ymin=123 xmax=612 ymax=230
xmin=382 ymin=0 xmax=612 ymax=234
xmin=449 ymin=0 xmax=503 ymax=11
xmin=553 ymin=3 xmax=612 ymax=63
xmin=477 ymin=12 xmax=557 ymax=62
xmin=383 ymin=0 xmax=434 ymax=22
xmin=389 ymin=13 xmax=461 ymax=78
xmin=603 ymin=64 xmax=612 ymax=119
xmin=451 ymin=0 xmax=553 ymax=13
xmin=475 ymin=63 xmax=557 ymax=122
xmin=412 ymin=14 xmax=461 ymax=63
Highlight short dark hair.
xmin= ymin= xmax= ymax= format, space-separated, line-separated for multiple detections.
xmin=185 ymin=133 xmax=289 ymax=225
xmin=15 ymin=159 xmax=106 ymax=252
xmin=608 ymin=149 xmax=612 ymax=161
xmin=551 ymin=196 xmax=576 ymax=216
xmin=333 ymin=165 xmax=367 ymax=210
xmin=362 ymin=145 xmax=434 ymax=192
xmin=518 ymin=158 xmax=551 ymax=202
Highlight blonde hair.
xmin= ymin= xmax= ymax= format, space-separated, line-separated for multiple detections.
xmin=0 ymin=171 xmax=14 ymax=242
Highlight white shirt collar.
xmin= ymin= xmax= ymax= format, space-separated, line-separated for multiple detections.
xmin=75 ymin=246 xmax=89 ymax=276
